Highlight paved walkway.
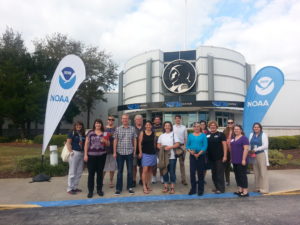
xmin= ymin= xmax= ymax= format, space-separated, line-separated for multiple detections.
xmin=0 ymin=167 xmax=299 ymax=206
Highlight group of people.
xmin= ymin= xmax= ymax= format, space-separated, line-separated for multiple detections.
xmin=66 ymin=114 xmax=270 ymax=198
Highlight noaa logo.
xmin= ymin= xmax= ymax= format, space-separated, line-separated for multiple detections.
xmin=162 ymin=60 xmax=196 ymax=94
xmin=255 ymin=76 xmax=274 ymax=95
xmin=59 ymin=67 xmax=76 ymax=89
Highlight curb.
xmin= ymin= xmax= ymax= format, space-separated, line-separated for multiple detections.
xmin=265 ymin=189 xmax=300 ymax=196
xmin=0 ymin=204 xmax=41 ymax=211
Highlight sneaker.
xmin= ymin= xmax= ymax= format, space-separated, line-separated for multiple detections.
xmin=160 ymin=176 xmax=164 ymax=184
xmin=188 ymin=190 xmax=196 ymax=195
xmin=152 ymin=176 xmax=157 ymax=184
xmin=67 ymin=190 xmax=77 ymax=195
xmin=182 ymin=180 xmax=188 ymax=185
xmin=74 ymin=189 xmax=82 ymax=192
xmin=239 ymin=193 xmax=249 ymax=197
xmin=198 ymin=192 xmax=203 ymax=196
xmin=114 ymin=190 xmax=121 ymax=195
xmin=139 ymin=180 xmax=143 ymax=185
xmin=128 ymin=188 xmax=135 ymax=194
xmin=132 ymin=181 xmax=136 ymax=187
xmin=87 ymin=192 xmax=93 ymax=198
xmin=97 ymin=190 xmax=104 ymax=196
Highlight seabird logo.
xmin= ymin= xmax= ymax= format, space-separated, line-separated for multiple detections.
xmin=162 ymin=60 xmax=196 ymax=94
xmin=255 ymin=76 xmax=274 ymax=96
xmin=59 ymin=67 xmax=76 ymax=89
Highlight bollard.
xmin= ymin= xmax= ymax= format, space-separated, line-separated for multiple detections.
xmin=49 ymin=145 xmax=58 ymax=166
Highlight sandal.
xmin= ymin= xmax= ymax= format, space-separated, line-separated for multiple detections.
xmin=169 ymin=188 xmax=175 ymax=194
xmin=143 ymin=187 xmax=149 ymax=194
xmin=146 ymin=185 xmax=152 ymax=191
xmin=162 ymin=186 xmax=169 ymax=193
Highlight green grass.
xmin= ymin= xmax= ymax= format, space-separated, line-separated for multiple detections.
xmin=0 ymin=145 xmax=67 ymax=177
xmin=0 ymin=146 xmax=43 ymax=172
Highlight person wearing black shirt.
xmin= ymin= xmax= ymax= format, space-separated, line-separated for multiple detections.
xmin=206 ymin=120 xmax=227 ymax=193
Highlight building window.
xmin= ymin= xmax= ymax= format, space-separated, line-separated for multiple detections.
xmin=215 ymin=112 xmax=234 ymax=127
xmin=162 ymin=111 xmax=208 ymax=128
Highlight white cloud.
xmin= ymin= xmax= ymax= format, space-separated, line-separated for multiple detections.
xmin=204 ymin=0 xmax=300 ymax=80
xmin=1 ymin=0 xmax=299 ymax=80
xmin=99 ymin=0 xmax=219 ymax=66
xmin=0 ymin=0 xmax=219 ymax=67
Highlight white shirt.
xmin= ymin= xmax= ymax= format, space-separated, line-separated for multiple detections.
xmin=157 ymin=132 xmax=180 ymax=159
xmin=173 ymin=124 xmax=187 ymax=144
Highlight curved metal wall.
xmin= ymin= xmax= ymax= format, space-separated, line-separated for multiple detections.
xmin=123 ymin=46 xmax=248 ymax=105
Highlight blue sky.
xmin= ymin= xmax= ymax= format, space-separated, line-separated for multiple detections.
xmin=0 ymin=0 xmax=299 ymax=79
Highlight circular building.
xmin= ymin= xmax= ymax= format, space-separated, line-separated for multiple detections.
xmin=117 ymin=46 xmax=254 ymax=127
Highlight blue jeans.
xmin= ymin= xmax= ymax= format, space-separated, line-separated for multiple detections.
xmin=163 ymin=159 xmax=177 ymax=184
xmin=190 ymin=154 xmax=205 ymax=194
xmin=116 ymin=153 xmax=133 ymax=192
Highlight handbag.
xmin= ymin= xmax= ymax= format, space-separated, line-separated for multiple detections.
xmin=61 ymin=144 xmax=71 ymax=162
xmin=173 ymin=133 xmax=184 ymax=157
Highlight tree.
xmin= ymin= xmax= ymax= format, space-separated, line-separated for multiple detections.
xmin=0 ymin=28 xmax=46 ymax=138
xmin=33 ymin=34 xmax=118 ymax=128
xmin=76 ymin=47 xmax=118 ymax=128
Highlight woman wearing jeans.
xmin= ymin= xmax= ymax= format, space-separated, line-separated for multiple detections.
xmin=157 ymin=121 xmax=180 ymax=194
xmin=84 ymin=119 xmax=109 ymax=198
xmin=66 ymin=121 xmax=85 ymax=195
xmin=230 ymin=125 xmax=250 ymax=197
xmin=186 ymin=122 xmax=208 ymax=196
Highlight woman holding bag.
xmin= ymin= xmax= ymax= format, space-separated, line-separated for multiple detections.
xmin=157 ymin=121 xmax=180 ymax=194
xmin=249 ymin=122 xmax=269 ymax=194
xmin=84 ymin=119 xmax=110 ymax=198
xmin=66 ymin=121 xmax=86 ymax=195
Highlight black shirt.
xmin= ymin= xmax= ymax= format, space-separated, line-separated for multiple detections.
xmin=141 ymin=131 xmax=156 ymax=155
xmin=206 ymin=131 xmax=226 ymax=161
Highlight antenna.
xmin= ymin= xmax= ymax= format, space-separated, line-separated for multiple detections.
xmin=184 ymin=0 xmax=187 ymax=50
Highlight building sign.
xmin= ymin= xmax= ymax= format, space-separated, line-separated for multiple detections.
xmin=118 ymin=100 xmax=244 ymax=111
xmin=162 ymin=59 xmax=197 ymax=94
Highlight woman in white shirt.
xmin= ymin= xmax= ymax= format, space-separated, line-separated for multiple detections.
xmin=249 ymin=122 xmax=269 ymax=194
xmin=157 ymin=121 xmax=180 ymax=194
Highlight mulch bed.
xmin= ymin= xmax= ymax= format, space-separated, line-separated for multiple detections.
xmin=0 ymin=172 xmax=32 ymax=179
xmin=0 ymin=142 xmax=42 ymax=148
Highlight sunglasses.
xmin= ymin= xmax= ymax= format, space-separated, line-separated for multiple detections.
xmin=227 ymin=122 xmax=234 ymax=124
xmin=108 ymin=119 xmax=115 ymax=121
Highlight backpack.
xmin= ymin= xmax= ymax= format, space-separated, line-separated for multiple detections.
xmin=30 ymin=174 xmax=51 ymax=183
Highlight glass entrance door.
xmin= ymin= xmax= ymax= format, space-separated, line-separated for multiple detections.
xmin=216 ymin=116 xmax=228 ymax=127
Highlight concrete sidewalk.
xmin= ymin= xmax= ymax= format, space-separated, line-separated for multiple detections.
xmin=0 ymin=168 xmax=299 ymax=205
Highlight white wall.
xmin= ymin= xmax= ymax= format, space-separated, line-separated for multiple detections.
xmin=262 ymin=80 xmax=300 ymax=128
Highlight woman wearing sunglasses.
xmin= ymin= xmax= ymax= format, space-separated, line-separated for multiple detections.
xmin=103 ymin=116 xmax=117 ymax=188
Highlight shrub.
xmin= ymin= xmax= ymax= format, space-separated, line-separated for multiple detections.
xmin=268 ymin=150 xmax=288 ymax=167
xmin=0 ymin=136 xmax=10 ymax=143
xmin=15 ymin=156 xmax=69 ymax=176
xmin=269 ymin=136 xmax=300 ymax=150
xmin=33 ymin=134 xmax=67 ymax=147
xmin=50 ymin=135 xmax=67 ymax=146
xmin=33 ymin=135 xmax=43 ymax=144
